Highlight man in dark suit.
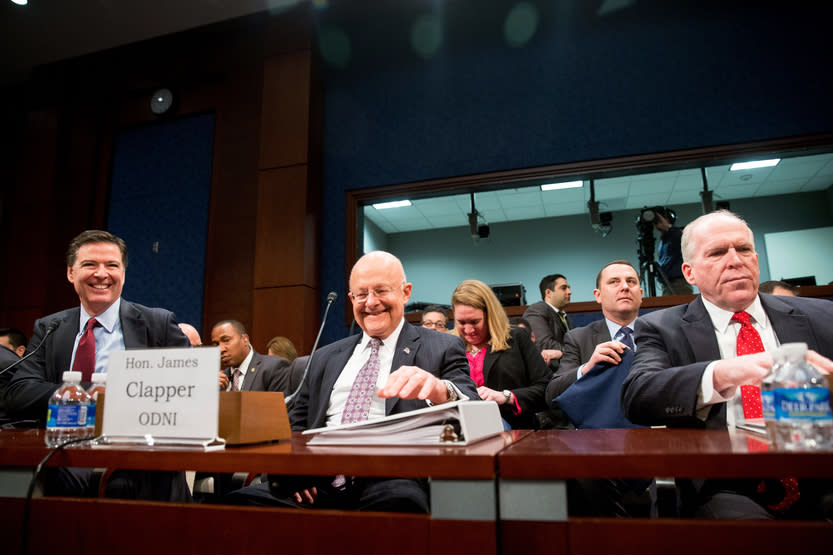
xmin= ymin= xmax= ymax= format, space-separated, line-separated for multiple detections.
xmin=523 ymin=273 xmax=571 ymax=369
xmin=4 ymin=229 xmax=192 ymax=501
xmin=232 ymin=251 xmax=478 ymax=512
xmin=622 ymin=210 xmax=833 ymax=519
xmin=546 ymin=260 xmax=642 ymax=402
xmin=0 ymin=328 xmax=27 ymax=423
xmin=211 ymin=319 xmax=291 ymax=394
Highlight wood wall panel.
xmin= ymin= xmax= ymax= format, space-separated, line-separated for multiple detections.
xmin=252 ymin=285 xmax=318 ymax=355
xmin=259 ymin=51 xmax=311 ymax=170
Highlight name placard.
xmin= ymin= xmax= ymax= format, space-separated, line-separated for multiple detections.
xmin=101 ymin=347 xmax=221 ymax=446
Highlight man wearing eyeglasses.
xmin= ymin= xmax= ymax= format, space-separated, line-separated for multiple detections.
xmin=420 ymin=304 xmax=450 ymax=332
xmin=269 ymin=251 xmax=478 ymax=512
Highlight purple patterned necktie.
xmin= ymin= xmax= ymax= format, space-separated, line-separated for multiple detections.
xmin=342 ymin=338 xmax=382 ymax=424
xmin=232 ymin=368 xmax=243 ymax=391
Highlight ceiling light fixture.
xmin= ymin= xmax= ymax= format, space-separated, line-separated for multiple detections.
xmin=372 ymin=200 xmax=412 ymax=210
xmin=10 ymin=0 xmax=28 ymax=5
xmin=730 ymin=159 xmax=780 ymax=171
xmin=541 ymin=180 xmax=583 ymax=191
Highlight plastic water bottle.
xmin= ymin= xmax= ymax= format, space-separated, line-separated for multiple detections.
xmin=771 ymin=343 xmax=833 ymax=451
xmin=45 ymin=371 xmax=92 ymax=447
xmin=85 ymin=373 xmax=107 ymax=436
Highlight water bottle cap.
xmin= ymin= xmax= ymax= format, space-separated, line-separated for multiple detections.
xmin=62 ymin=371 xmax=83 ymax=382
xmin=91 ymin=373 xmax=107 ymax=383
xmin=776 ymin=342 xmax=808 ymax=361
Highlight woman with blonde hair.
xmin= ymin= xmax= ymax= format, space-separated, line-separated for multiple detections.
xmin=452 ymin=279 xmax=551 ymax=429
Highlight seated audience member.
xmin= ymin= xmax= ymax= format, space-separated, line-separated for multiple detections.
xmin=266 ymin=335 xmax=298 ymax=361
xmin=622 ymin=210 xmax=833 ymax=520
xmin=758 ymin=280 xmax=798 ymax=296
xmin=420 ymin=304 xmax=449 ymax=332
xmin=523 ymin=274 xmax=571 ymax=369
xmin=178 ymin=323 xmax=202 ymax=346
xmin=5 ymin=229 xmax=191 ymax=501
xmin=0 ymin=328 xmax=28 ymax=422
xmin=452 ymin=279 xmax=550 ymax=429
xmin=546 ymin=260 xmax=642 ymax=402
xmin=211 ymin=320 xmax=292 ymax=394
xmin=225 ymin=251 xmax=478 ymax=512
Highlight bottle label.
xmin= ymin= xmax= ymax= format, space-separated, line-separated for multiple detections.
xmin=761 ymin=390 xmax=775 ymax=420
xmin=773 ymin=387 xmax=833 ymax=420
xmin=86 ymin=405 xmax=97 ymax=427
xmin=46 ymin=404 xmax=87 ymax=427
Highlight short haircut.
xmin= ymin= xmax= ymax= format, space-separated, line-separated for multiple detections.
xmin=681 ymin=210 xmax=753 ymax=263
xmin=538 ymin=273 xmax=565 ymax=300
xmin=265 ymin=336 xmax=298 ymax=361
xmin=212 ymin=319 xmax=247 ymax=336
xmin=421 ymin=305 xmax=449 ymax=322
xmin=759 ymin=280 xmax=799 ymax=295
xmin=66 ymin=229 xmax=129 ymax=269
xmin=595 ymin=260 xmax=639 ymax=289
xmin=0 ymin=328 xmax=27 ymax=350
xmin=452 ymin=279 xmax=512 ymax=352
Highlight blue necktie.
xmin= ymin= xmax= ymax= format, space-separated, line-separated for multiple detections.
xmin=617 ymin=327 xmax=634 ymax=351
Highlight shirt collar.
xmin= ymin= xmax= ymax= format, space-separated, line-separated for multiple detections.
xmin=702 ymin=295 xmax=769 ymax=333
xmin=604 ymin=317 xmax=637 ymax=339
xmin=360 ymin=317 xmax=405 ymax=351
xmin=80 ymin=297 xmax=121 ymax=333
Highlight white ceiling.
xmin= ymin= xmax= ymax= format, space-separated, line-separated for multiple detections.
xmin=364 ymin=152 xmax=833 ymax=233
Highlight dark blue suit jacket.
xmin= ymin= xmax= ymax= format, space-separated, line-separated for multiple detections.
xmin=623 ymin=294 xmax=833 ymax=429
xmin=288 ymin=322 xmax=478 ymax=431
xmin=5 ymin=299 xmax=189 ymax=422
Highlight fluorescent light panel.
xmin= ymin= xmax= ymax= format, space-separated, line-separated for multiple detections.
xmin=541 ymin=180 xmax=583 ymax=191
xmin=730 ymin=159 xmax=780 ymax=171
xmin=372 ymin=200 xmax=412 ymax=209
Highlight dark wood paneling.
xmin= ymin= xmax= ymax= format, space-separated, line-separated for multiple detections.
xmin=252 ymin=285 xmax=318 ymax=355
xmin=259 ymin=51 xmax=312 ymax=170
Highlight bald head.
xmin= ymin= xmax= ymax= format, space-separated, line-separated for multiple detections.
xmin=178 ymin=323 xmax=202 ymax=346
xmin=349 ymin=251 xmax=412 ymax=339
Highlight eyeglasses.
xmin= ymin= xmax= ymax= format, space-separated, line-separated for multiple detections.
xmin=421 ymin=320 xmax=447 ymax=330
xmin=348 ymin=286 xmax=398 ymax=303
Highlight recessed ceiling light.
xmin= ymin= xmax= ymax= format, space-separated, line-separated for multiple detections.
xmin=10 ymin=0 xmax=28 ymax=5
xmin=541 ymin=180 xmax=583 ymax=191
xmin=730 ymin=159 xmax=780 ymax=171
xmin=372 ymin=200 xmax=412 ymax=210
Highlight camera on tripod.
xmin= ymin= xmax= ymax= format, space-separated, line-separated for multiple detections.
xmin=635 ymin=206 xmax=676 ymax=297
xmin=636 ymin=206 xmax=675 ymax=231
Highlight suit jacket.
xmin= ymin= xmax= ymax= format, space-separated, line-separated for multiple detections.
xmin=522 ymin=301 xmax=569 ymax=355
xmin=0 ymin=345 xmax=21 ymax=421
xmin=622 ymin=294 xmax=833 ymax=429
xmin=283 ymin=355 xmax=308 ymax=398
xmin=288 ymin=322 xmax=478 ymax=431
xmin=4 ymin=299 xmax=190 ymax=422
xmin=224 ymin=351 xmax=292 ymax=394
xmin=545 ymin=318 xmax=612 ymax=402
xmin=482 ymin=326 xmax=551 ymax=429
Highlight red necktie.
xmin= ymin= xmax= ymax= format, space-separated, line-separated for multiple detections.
xmin=72 ymin=317 xmax=100 ymax=381
xmin=731 ymin=311 xmax=764 ymax=419
xmin=731 ymin=311 xmax=800 ymax=512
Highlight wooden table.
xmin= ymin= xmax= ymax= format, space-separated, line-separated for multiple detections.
xmin=497 ymin=428 xmax=833 ymax=555
xmin=0 ymin=428 xmax=527 ymax=555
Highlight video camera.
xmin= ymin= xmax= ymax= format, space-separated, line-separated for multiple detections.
xmin=636 ymin=206 xmax=676 ymax=229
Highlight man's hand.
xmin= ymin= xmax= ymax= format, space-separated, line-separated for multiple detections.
xmin=218 ymin=371 xmax=229 ymax=390
xmin=541 ymin=349 xmax=562 ymax=364
xmin=477 ymin=386 xmax=509 ymax=405
xmin=378 ymin=365 xmax=447 ymax=404
xmin=582 ymin=341 xmax=628 ymax=374
xmin=808 ymin=350 xmax=833 ymax=375
xmin=712 ymin=352 xmax=773 ymax=395
xmin=293 ymin=487 xmax=318 ymax=505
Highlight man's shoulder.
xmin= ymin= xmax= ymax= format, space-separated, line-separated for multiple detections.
xmin=762 ymin=293 xmax=833 ymax=318
xmin=120 ymin=299 xmax=175 ymax=319
xmin=523 ymin=301 xmax=549 ymax=316
xmin=253 ymin=350 xmax=289 ymax=369
xmin=639 ymin=299 xmax=698 ymax=327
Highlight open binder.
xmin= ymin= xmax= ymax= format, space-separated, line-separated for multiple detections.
xmin=303 ymin=400 xmax=503 ymax=446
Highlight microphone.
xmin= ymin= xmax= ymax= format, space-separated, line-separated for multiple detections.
xmin=284 ymin=291 xmax=337 ymax=407
xmin=0 ymin=320 xmax=61 ymax=378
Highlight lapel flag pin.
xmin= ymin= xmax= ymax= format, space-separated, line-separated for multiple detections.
xmin=403 ymin=347 xmax=410 ymax=354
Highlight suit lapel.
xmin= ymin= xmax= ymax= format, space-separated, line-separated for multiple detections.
xmin=681 ymin=297 xmax=721 ymax=361
xmin=761 ymin=295 xmax=816 ymax=348
xmin=482 ymin=345 xmax=498 ymax=385
xmin=592 ymin=319 xmax=611 ymax=344
xmin=386 ymin=324 xmax=421 ymax=414
xmin=119 ymin=301 xmax=145 ymax=349
xmin=241 ymin=352 xmax=258 ymax=391
xmin=52 ymin=310 xmax=81 ymax=380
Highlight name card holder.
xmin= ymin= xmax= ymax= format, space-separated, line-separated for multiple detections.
xmin=218 ymin=391 xmax=291 ymax=445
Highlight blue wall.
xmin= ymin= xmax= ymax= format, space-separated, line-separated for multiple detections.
xmin=317 ymin=1 xmax=833 ymax=342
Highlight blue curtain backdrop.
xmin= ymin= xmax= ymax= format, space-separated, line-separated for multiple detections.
xmin=108 ymin=113 xmax=215 ymax=332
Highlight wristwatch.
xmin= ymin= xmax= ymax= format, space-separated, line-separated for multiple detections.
xmin=444 ymin=380 xmax=459 ymax=402
xmin=503 ymin=389 xmax=513 ymax=404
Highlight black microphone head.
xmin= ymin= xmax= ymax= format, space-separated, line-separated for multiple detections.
xmin=327 ymin=291 xmax=338 ymax=303
xmin=46 ymin=320 xmax=61 ymax=333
